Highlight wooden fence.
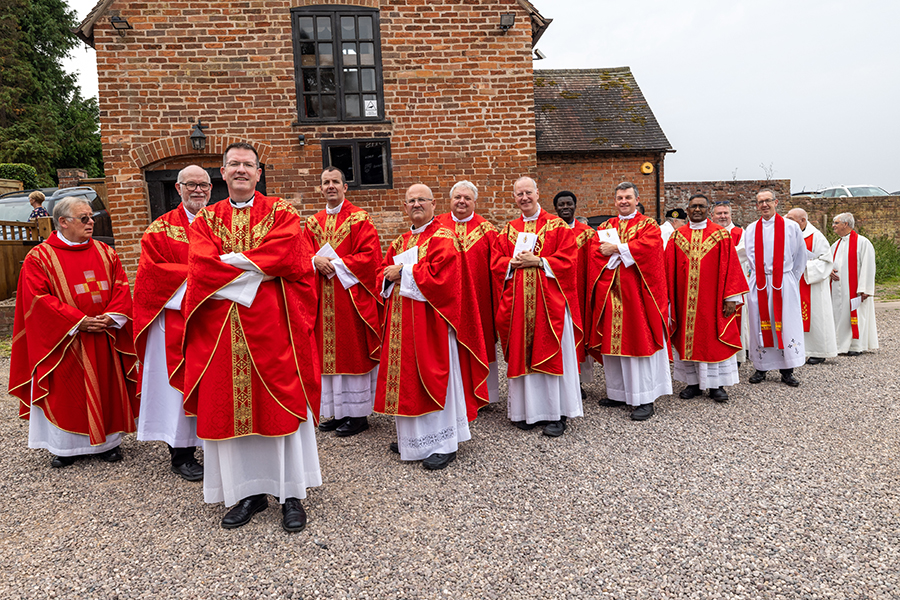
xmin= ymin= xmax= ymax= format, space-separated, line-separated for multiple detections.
xmin=0 ymin=218 xmax=51 ymax=301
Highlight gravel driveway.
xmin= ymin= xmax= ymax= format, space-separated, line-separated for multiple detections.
xmin=1 ymin=306 xmax=898 ymax=599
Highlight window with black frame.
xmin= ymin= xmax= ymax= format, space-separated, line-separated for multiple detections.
xmin=322 ymin=138 xmax=392 ymax=190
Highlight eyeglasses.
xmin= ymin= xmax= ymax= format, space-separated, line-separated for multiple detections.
xmin=67 ymin=214 xmax=93 ymax=224
xmin=224 ymin=161 xmax=258 ymax=170
xmin=405 ymin=197 xmax=433 ymax=206
xmin=179 ymin=182 xmax=212 ymax=191
xmin=756 ymin=199 xmax=774 ymax=205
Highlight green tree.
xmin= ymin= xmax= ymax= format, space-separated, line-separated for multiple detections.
xmin=0 ymin=0 xmax=102 ymax=185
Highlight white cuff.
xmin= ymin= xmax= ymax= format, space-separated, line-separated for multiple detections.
xmin=542 ymin=258 xmax=555 ymax=279
xmin=617 ymin=243 xmax=635 ymax=268
xmin=399 ymin=264 xmax=427 ymax=302
xmin=211 ymin=271 xmax=264 ymax=307
xmin=332 ymin=258 xmax=359 ymax=290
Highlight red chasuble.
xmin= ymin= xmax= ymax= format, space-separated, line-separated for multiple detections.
xmin=304 ymin=201 xmax=383 ymax=374
xmin=665 ymin=222 xmax=749 ymax=362
xmin=133 ymin=206 xmax=191 ymax=393
xmin=492 ymin=209 xmax=583 ymax=378
xmin=571 ymin=219 xmax=595 ymax=363
xmin=374 ymin=220 xmax=489 ymax=420
xmin=436 ymin=212 xmax=499 ymax=363
xmin=729 ymin=226 xmax=743 ymax=247
xmin=181 ymin=192 xmax=321 ymax=440
xmin=587 ymin=214 xmax=668 ymax=360
xmin=9 ymin=232 xmax=138 ymax=445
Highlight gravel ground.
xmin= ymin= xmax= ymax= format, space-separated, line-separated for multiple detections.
xmin=1 ymin=307 xmax=898 ymax=600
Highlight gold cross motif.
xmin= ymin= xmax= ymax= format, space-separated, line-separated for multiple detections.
xmin=73 ymin=270 xmax=109 ymax=304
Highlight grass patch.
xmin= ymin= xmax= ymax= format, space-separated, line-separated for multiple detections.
xmin=0 ymin=337 xmax=10 ymax=359
xmin=875 ymin=277 xmax=900 ymax=301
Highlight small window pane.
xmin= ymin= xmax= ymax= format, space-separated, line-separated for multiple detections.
xmin=300 ymin=43 xmax=316 ymax=66
xmin=361 ymin=69 xmax=376 ymax=92
xmin=345 ymin=94 xmax=360 ymax=117
xmin=305 ymin=96 xmax=319 ymax=118
xmin=320 ymin=70 xmax=336 ymax=93
xmin=318 ymin=43 xmax=333 ymax=66
xmin=342 ymin=43 xmax=357 ymax=65
xmin=341 ymin=16 xmax=356 ymax=39
xmin=302 ymin=68 xmax=318 ymax=92
xmin=299 ymin=17 xmax=315 ymax=40
xmin=359 ymin=16 xmax=373 ymax=39
xmin=360 ymin=142 xmax=386 ymax=186
xmin=359 ymin=43 xmax=375 ymax=66
xmin=321 ymin=95 xmax=337 ymax=118
xmin=328 ymin=146 xmax=355 ymax=183
xmin=343 ymin=68 xmax=359 ymax=92
xmin=316 ymin=16 xmax=332 ymax=40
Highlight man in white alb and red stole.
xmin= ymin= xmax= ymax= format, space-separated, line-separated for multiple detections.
xmin=9 ymin=196 xmax=138 ymax=468
xmin=180 ymin=142 xmax=321 ymax=532
xmin=830 ymin=212 xmax=878 ymax=355
xmin=133 ymin=165 xmax=210 ymax=482
xmin=492 ymin=177 xmax=583 ymax=437
xmin=666 ymin=194 xmax=748 ymax=403
xmin=375 ymin=184 xmax=489 ymax=470
xmin=304 ymin=167 xmax=383 ymax=437
xmin=744 ymin=189 xmax=807 ymax=386
xmin=436 ymin=180 xmax=500 ymax=404
xmin=552 ymin=190 xmax=596 ymax=400
xmin=785 ymin=208 xmax=838 ymax=365
xmin=713 ymin=199 xmax=750 ymax=363
xmin=589 ymin=182 xmax=671 ymax=421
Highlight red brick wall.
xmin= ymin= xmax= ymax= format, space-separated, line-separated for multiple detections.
xmin=665 ymin=179 xmax=791 ymax=228
xmin=536 ymin=152 xmax=667 ymax=221
xmin=784 ymin=196 xmax=900 ymax=241
xmin=94 ymin=0 xmax=538 ymax=274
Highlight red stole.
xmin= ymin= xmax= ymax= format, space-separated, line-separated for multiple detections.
xmin=754 ymin=214 xmax=785 ymax=347
xmin=833 ymin=230 xmax=860 ymax=339
xmin=729 ymin=226 xmax=743 ymax=247
xmin=799 ymin=234 xmax=814 ymax=332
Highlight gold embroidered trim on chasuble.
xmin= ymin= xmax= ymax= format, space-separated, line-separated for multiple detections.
xmin=146 ymin=219 xmax=189 ymax=244
xmin=672 ymin=228 xmax=728 ymax=359
xmin=522 ymin=220 xmax=538 ymax=373
xmin=320 ymin=213 xmax=339 ymax=373
xmin=457 ymin=220 xmax=493 ymax=252
xmin=230 ymin=305 xmax=253 ymax=436
xmin=383 ymin=285 xmax=404 ymax=415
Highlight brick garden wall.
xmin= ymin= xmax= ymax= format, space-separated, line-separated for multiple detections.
xmin=93 ymin=0 xmax=538 ymax=275
xmin=783 ymin=196 xmax=900 ymax=241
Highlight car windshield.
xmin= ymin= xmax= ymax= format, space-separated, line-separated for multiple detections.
xmin=0 ymin=201 xmax=38 ymax=222
xmin=848 ymin=186 xmax=888 ymax=196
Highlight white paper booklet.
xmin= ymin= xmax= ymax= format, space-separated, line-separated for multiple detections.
xmin=393 ymin=246 xmax=419 ymax=266
xmin=315 ymin=242 xmax=340 ymax=278
xmin=513 ymin=232 xmax=537 ymax=255
xmin=596 ymin=228 xmax=621 ymax=245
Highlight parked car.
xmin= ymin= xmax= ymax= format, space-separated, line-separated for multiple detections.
xmin=818 ymin=185 xmax=890 ymax=198
xmin=0 ymin=186 xmax=115 ymax=246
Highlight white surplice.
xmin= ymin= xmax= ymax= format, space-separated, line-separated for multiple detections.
xmin=800 ymin=224 xmax=838 ymax=358
xmin=831 ymin=232 xmax=878 ymax=353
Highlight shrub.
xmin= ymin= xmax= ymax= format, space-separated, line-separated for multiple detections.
xmin=0 ymin=164 xmax=39 ymax=190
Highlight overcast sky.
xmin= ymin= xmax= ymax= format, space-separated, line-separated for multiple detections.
xmin=63 ymin=0 xmax=899 ymax=193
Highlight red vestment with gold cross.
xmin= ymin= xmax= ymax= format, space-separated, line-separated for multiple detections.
xmin=492 ymin=209 xmax=583 ymax=378
xmin=304 ymin=201 xmax=383 ymax=375
xmin=665 ymin=222 xmax=749 ymax=362
xmin=9 ymin=232 xmax=138 ymax=445
xmin=587 ymin=214 xmax=668 ymax=360
xmin=374 ymin=220 xmax=489 ymax=419
xmin=180 ymin=192 xmax=321 ymax=440
xmin=133 ymin=206 xmax=191 ymax=393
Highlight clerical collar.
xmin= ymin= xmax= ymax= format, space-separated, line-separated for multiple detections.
xmin=522 ymin=205 xmax=542 ymax=222
xmin=182 ymin=204 xmax=197 ymax=224
xmin=620 ymin=211 xmax=637 ymax=220
xmin=410 ymin=218 xmax=434 ymax=234
xmin=689 ymin=219 xmax=708 ymax=230
xmin=566 ymin=220 xmax=576 ymax=228
xmin=56 ymin=231 xmax=89 ymax=246
xmin=230 ymin=196 xmax=255 ymax=209
xmin=761 ymin=215 xmax=777 ymax=224
xmin=725 ymin=223 xmax=735 ymax=231
xmin=325 ymin=200 xmax=344 ymax=215
xmin=451 ymin=212 xmax=474 ymax=223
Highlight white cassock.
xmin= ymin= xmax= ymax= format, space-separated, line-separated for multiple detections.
xmin=659 ymin=220 xmax=675 ymax=249
xmin=744 ymin=215 xmax=807 ymax=370
xmin=831 ymin=232 xmax=878 ymax=353
xmin=202 ymin=197 xmax=321 ymax=507
xmin=800 ymin=224 xmax=838 ymax=358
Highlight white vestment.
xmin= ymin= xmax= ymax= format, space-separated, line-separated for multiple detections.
xmin=800 ymin=224 xmax=838 ymax=358
xmin=729 ymin=224 xmax=750 ymax=363
xmin=673 ymin=350 xmax=740 ymax=389
xmin=29 ymin=405 xmax=122 ymax=457
xmin=744 ymin=215 xmax=807 ymax=370
xmin=659 ymin=221 xmax=675 ymax=248
xmin=831 ymin=232 xmax=878 ymax=353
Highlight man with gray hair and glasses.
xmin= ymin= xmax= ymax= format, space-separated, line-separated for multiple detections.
xmin=133 ymin=165 xmax=211 ymax=482
xmin=830 ymin=212 xmax=878 ymax=356
xmin=9 ymin=196 xmax=138 ymax=469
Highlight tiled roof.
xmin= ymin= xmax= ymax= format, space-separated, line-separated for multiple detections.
xmin=534 ymin=67 xmax=674 ymax=154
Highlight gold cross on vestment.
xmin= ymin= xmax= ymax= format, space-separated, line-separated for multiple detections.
xmin=73 ymin=270 xmax=109 ymax=304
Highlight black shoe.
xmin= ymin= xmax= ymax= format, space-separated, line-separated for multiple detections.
xmin=679 ymin=384 xmax=701 ymax=399
xmin=335 ymin=416 xmax=369 ymax=437
xmin=389 ymin=442 xmax=400 ymax=454
xmin=806 ymin=357 xmax=826 ymax=365
xmin=318 ymin=417 xmax=349 ymax=432
xmin=51 ymin=455 xmax=77 ymax=468
xmin=631 ymin=403 xmax=655 ymax=421
xmin=98 ymin=447 xmax=123 ymax=463
xmin=221 ymin=494 xmax=268 ymax=529
xmin=514 ymin=420 xmax=537 ymax=430
xmin=749 ymin=370 xmax=767 ymax=384
xmin=171 ymin=458 xmax=204 ymax=482
xmin=847 ymin=351 xmax=861 ymax=357
xmin=422 ymin=452 xmax=456 ymax=470
xmin=580 ymin=384 xmax=587 ymax=400
xmin=781 ymin=373 xmax=800 ymax=387
xmin=542 ymin=417 xmax=567 ymax=437
xmin=709 ymin=387 xmax=729 ymax=403
xmin=598 ymin=398 xmax=626 ymax=407
xmin=282 ymin=497 xmax=307 ymax=533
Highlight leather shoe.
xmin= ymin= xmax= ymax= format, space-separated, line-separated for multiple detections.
xmin=389 ymin=442 xmax=400 ymax=454
xmin=709 ymin=387 xmax=729 ymax=403
xmin=98 ymin=447 xmax=123 ymax=463
xmin=422 ymin=452 xmax=456 ymax=470
xmin=335 ymin=416 xmax=369 ymax=437
xmin=318 ymin=417 xmax=348 ymax=432
xmin=847 ymin=351 xmax=861 ymax=357
xmin=806 ymin=357 xmax=826 ymax=365
xmin=580 ymin=384 xmax=587 ymax=400
xmin=749 ymin=370 xmax=767 ymax=384
xmin=282 ymin=497 xmax=307 ymax=533
xmin=679 ymin=384 xmax=701 ymax=399
xmin=514 ymin=420 xmax=537 ymax=430
xmin=781 ymin=373 xmax=800 ymax=387
xmin=171 ymin=458 xmax=203 ymax=482
xmin=221 ymin=494 xmax=268 ymax=529
xmin=630 ymin=403 xmax=655 ymax=421
xmin=542 ymin=417 xmax=567 ymax=437
xmin=51 ymin=455 xmax=77 ymax=468
xmin=598 ymin=398 xmax=626 ymax=407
